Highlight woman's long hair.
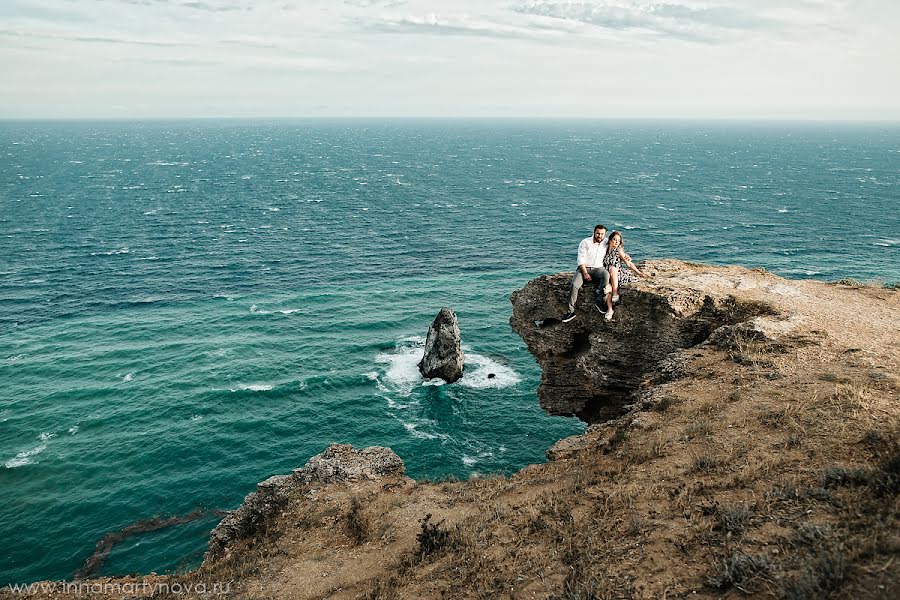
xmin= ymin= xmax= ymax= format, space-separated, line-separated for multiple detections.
xmin=607 ymin=230 xmax=623 ymax=254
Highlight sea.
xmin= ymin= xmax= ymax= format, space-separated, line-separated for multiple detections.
xmin=1 ymin=119 xmax=898 ymax=585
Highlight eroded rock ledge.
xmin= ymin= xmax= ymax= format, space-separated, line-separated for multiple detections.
xmin=509 ymin=260 xmax=794 ymax=422
xmin=206 ymin=444 xmax=405 ymax=562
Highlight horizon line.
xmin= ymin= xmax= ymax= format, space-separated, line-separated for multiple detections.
xmin=1 ymin=115 xmax=899 ymax=123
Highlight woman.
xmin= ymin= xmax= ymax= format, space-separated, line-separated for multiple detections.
xmin=601 ymin=230 xmax=645 ymax=321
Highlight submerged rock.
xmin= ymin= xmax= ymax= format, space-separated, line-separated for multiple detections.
xmin=418 ymin=308 xmax=465 ymax=383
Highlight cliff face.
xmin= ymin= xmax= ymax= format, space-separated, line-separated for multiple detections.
xmin=509 ymin=260 xmax=784 ymax=421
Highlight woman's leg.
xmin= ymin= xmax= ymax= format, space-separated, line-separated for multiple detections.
xmin=604 ymin=272 xmax=615 ymax=319
xmin=609 ymin=267 xmax=619 ymax=294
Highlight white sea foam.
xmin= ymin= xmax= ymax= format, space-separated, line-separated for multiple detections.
xmin=190 ymin=415 xmax=203 ymax=421
xmin=230 ymin=383 xmax=275 ymax=392
xmin=874 ymin=239 xmax=898 ymax=247
xmin=68 ymin=426 xmax=79 ymax=435
xmin=122 ymin=372 xmax=134 ymax=382
xmin=267 ymin=207 xmax=280 ymax=211
xmin=278 ymin=308 xmax=301 ymax=315
xmin=5 ymin=444 xmax=46 ymax=469
xmin=461 ymin=450 xmax=494 ymax=467
xmin=777 ymin=208 xmax=789 ymax=213
xmin=401 ymin=421 xmax=449 ymax=441
xmin=91 ymin=247 xmax=130 ymax=256
xmin=39 ymin=432 xmax=55 ymax=442
xmin=375 ymin=336 xmax=426 ymax=396
xmin=375 ymin=337 xmax=521 ymax=392
xmin=458 ymin=353 xmax=521 ymax=389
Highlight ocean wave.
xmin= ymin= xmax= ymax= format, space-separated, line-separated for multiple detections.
xmin=249 ymin=304 xmax=301 ymax=315
xmin=90 ymin=247 xmax=130 ymax=256
xmin=461 ymin=450 xmax=494 ymax=466
xmin=4 ymin=444 xmax=46 ymax=469
xmin=229 ymin=383 xmax=275 ymax=392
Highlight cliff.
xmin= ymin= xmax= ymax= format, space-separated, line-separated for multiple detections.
xmin=8 ymin=261 xmax=899 ymax=600
xmin=509 ymin=260 xmax=784 ymax=421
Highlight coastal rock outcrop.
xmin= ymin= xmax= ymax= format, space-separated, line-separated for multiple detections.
xmin=418 ymin=308 xmax=465 ymax=383
xmin=510 ymin=260 xmax=790 ymax=422
xmin=206 ymin=444 xmax=404 ymax=562
xmin=292 ymin=443 xmax=405 ymax=484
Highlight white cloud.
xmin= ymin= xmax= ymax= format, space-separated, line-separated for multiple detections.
xmin=0 ymin=0 xmax=898 ymax=117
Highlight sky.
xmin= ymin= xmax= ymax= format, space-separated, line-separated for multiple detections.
xmin=1 ymin=0 xmax=898 ymax=119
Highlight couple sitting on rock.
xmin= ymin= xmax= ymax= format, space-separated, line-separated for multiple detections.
xmin=561 ymin=224 xmax=646 ymax=323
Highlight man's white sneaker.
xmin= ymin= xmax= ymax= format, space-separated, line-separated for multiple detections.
xmin=612 ymin=293 xmax=620 ymax=303
xmin=604 ymin=309 xmax=614 ymax=321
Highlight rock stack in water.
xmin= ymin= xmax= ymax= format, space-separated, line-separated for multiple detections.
xmin=418 ymin=308 xmax=465 ymax=383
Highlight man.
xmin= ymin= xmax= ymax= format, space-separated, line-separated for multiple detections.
xmin=561 ymin=224 xmax=613 ymax=322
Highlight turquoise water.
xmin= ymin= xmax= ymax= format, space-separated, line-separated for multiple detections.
xmin=1 ymin=120 xmax=898 ymax=584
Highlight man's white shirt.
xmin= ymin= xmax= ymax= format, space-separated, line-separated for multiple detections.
xmin=577 ymin=237 xmax=608 ymax=268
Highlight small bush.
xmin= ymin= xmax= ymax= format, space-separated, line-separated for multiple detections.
xmin=822 ymin=465 xmax=873 ymax=488
xmin=693 ymin=455 xmax=718 ymax=473
xmin=684 ymin=419 xmax=712 ymax=440
xmin=706 ymin=551 xmax=772 ymax=591
xmin=767 ymin=485 xmax=831 ymax=503
xmin=717 ymin=506 xmax=752 ymax=535
xmin=603 ymin=428 xmax=628 ymax=454
xmin=345 ymin=497 xmax=369 ymax=545
xmin=791 ymin=523 xmax=832 ymax=546
xmin=780 ymin=548 xmax=846 ymax=600
xmin=652 ymin=396 xmax=674 ymax=412
xmin=416 ymin=513 xmax=453 ymax=559
xmin=833 ymin=278 xmax=860 ymax=287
